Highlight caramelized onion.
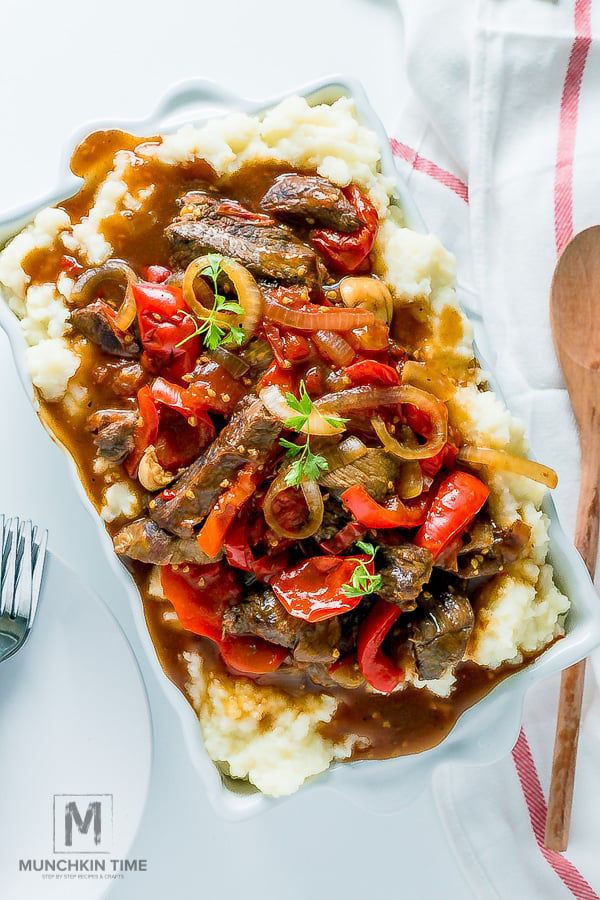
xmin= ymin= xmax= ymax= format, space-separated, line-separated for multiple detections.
xmin=312 ymin=330 xmax=355 ymax=367
xmin=211 ymin=345 xmax=250 ymax=378
xmin=263 ymin=472 xmax=324 ymax=539
xmin=264 ymin=296 xmax=374 ymax=331
xmin=371 ymin=411 xmax=445 ymax=461
xmin=401 ymin=360 xmax=455 ymax=401
xmin=71 ymin=260 xmax=139 ymax=330
xmin=314 ymin=384 xmax=447 ymax=459
xmin=259 ymin=383 xmax=345 ymax=436
xmin=182 ymin=254 xmax=264 ymax=342
xmin=320 ymin=436 xmax=368 ymax=472
xmin=457 ymin=446 xmax=558 ymax=488
xmin=396 ymin=460 xmax=424 ymax=499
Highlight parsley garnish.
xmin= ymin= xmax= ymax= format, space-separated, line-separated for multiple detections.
xmin=279 ymin=380 xmax=347 ymax=487
xmin=342 ymin=541 xmax=383 ymax=599
xmin=176 ymin=253 xmax=246 ymax=351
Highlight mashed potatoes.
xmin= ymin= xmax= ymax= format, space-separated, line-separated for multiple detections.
xmin=0 ymin=94 xmax=569 ymax=796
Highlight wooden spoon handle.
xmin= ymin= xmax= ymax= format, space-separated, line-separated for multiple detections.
xmin=544 ymin=432 xmax=600 ymax=851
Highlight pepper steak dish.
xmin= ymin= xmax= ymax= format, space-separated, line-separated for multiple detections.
xmin=0 ymin=96 xmax=569 ymax=796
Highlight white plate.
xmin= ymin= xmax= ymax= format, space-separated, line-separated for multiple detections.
xmin=0 ymin=551 xmax=152 ymax=900
xmin=1 ymin=76 xmax=599 ymax=821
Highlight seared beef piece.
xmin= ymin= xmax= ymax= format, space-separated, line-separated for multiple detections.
xmin=223 ymin=588 xmax=300 ymax=648
xmin=150 ymin=396 xmax=282 ymax=537
xmin=260 ymin=175 xmax=361 ymax=232
xmin=86 ymin=408 xmax=137 ymax=462
xmin=70 ymin=301 xmax=141 ymax=357
xmin=223 ymin=587 xmax=341 ymax=665
xmin=377 ymin=544 xmax=434 ymax=611
xmin=438 ymin=515 xmax=531 ymax=579
xmin=318 ymin=449 xmax=400 ymax=503
xmin=294 ymin=618 xmax=342 ymax=665
xmin=410 ymin=586 xmax=474 ymax=680
xmin=113 ymin=518 xmax=221 ymax=565
xmin=166 ymin=192 xmax=323 ymax=287
xmin=313 ymin=497 xmax=350 ymax=543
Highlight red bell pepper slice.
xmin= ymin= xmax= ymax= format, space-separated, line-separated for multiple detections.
xmin=223 ymin=518 xmax=255 ymax=572
xmin=257 ymin=361 xmax=295 ymax=392
xmin=125 ymin=384 xmax=160 ymax=476
xmin=133 ymin=281 xmax=200 ymax=381
xmin=149 ymin=376 xmax=218 ymax=422
xmin=357 ymin=598 xmax=403 ymax=693
xmin=310 ymin=186 xmax=378 ymax=275
xmin=414 ymin=471 xmax=490 ymax=560
xmin=161 ymin=562 xmax=286 ymax=675
xmin=343 ymin=359 xmax=400 ymax=387
xmin=341 ymin=485 xmax=429 ymax=530
xmin=252 ymin=551 xmax=292 ymax=584
xmin=160 ymin=561 xmax=241 ymax=642
xmin=271 ymin=554 xmax=374 ymax=623
xmin=318 ymin=520 xmax=367 ymax=555
xmin=197 ymin=464 xmax=261 ymax=559
xmin=142 ymin=264 xmax=172 ymax=283
xmin=219 ymin=634 xmax=288 ymax=675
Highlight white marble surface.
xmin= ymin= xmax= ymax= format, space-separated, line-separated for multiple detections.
xmin=0 ymin=2 xmax=476 ymax=896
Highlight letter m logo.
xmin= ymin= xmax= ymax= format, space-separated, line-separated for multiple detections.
xmin=53 ymin=794 xmax=112 ymax=853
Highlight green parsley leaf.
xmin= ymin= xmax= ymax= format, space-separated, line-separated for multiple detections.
xmin=341 ymin=543 xmax=382 ymax=600
xmin=174 ymin=252 xmax=247 ymax=352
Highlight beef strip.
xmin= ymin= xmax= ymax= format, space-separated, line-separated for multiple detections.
xmin=150 ymin=395 xmax=282 ymax=537
xmin=223 ymin=586 xmax=341 ymax=666
xmin=410 ymin=585 xmax=474 ymax=680
xmin=437 ymin=515 xmax=531 ymax=579
xmin=86 ymin=408 xmax=137 ymax=462
xmin=260 ymin=174 xmax=361 ymax=232
xmin=222 ymin=587 xmax=300 ymax=648
xmin=377 ymin=544 xmax=434 ymax=611
xmin=70 ymin=301 xmax=141 ymax=357
xmin=113 ymin=518 xmax=221 ymax=565
xmin=166 ymin=192 xmax=324 ymax=287
xmin=318 ymin=448 xmax=400 ymax=502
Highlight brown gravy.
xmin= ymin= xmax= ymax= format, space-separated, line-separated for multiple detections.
xmin=25 ymin=129 xmax=530 ymax=766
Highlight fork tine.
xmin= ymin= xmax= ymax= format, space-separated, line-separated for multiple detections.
xmin=30 ymin=527 xmax=48 ymax=621
xmin=12 ymin=521 xmax=33 ymax=620
xmin=0 ymin=518 xmax=18 ymax=618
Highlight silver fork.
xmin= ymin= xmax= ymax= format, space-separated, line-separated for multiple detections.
xmin=0 ymin=516 xmax=48 ymax=663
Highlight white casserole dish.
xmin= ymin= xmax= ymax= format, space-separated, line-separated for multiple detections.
xmin=1 ymin=76 xmax=598 ymax=820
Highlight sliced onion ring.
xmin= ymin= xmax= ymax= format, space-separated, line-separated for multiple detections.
xmin=312 ymin=329 xmax=355 ymax=367
xmin=457 ymin=446 xmax=558 ymax=488
xmin=371 ymin=412 xmax=445 ymax=462
xmin=315 ymin=384 xmax=448 ymax=460
xmin=401 ymin=360 xmax=455 ymax=401
xmin=263 ymin=471 xmax=324 ymax=539
xmin=264 ymin=296 xmax=374 ymax=331
xmin=396 ymin=460 xmax=424 ymax=499
xmin=70 ymin=260 xmax=139 ymax=330
xmin=259 ymin=383 xmax=345 ymax=436
xmin=320 ymin=435 xmax=368 ymax=472
xmin=211 ymin=345 xmax=250 ymax=378
xmin=182 ymin=254 xmax=264 ymax=343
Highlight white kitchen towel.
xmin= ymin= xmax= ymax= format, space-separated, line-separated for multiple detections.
xmin=393 ymin=0 xmax=600 ymax=896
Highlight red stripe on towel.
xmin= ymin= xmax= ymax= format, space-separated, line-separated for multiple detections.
xmin=512 ymin=730 xmax=600 ymax=900
xmin=389 ymin=138 xmax=469 ymax=202
xmin=554 ymin=0 xmax=592 ymax=253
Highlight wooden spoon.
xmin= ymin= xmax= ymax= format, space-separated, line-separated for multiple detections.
xmin=545 ymin=225 xmax=600 ymax=851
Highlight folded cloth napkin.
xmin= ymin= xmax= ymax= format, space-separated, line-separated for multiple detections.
xmin=393 ymin=0 xmax=600 ymax=896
